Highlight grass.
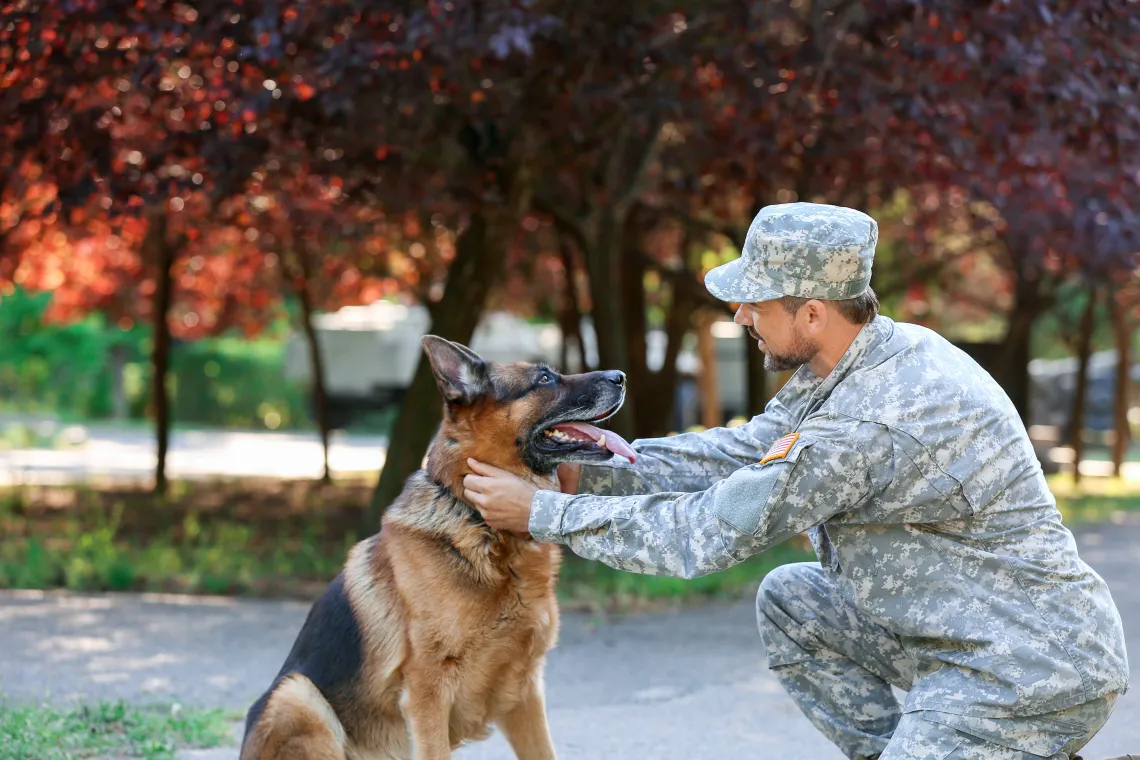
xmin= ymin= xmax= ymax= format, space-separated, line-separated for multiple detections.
xmin=0 ymin=700 xmax=236 ymax=760
xmin=1047 ymin=472 xmax=1140 ymax=524
xmin=1 ymin=472 xmax=1138 ymax=612
xmin=0 ymin=480 xmax=369 ymax=599
xmin=557 ymin=540 xmax=815 ymax=612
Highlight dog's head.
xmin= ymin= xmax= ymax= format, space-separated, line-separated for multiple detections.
xmin=421 ymin=335 xmax=636 ymax=479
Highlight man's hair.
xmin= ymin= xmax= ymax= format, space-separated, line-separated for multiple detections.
xmin=779 ymin=287 xmax=879 ymax=325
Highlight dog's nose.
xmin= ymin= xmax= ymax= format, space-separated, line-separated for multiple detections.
xmin=604 ymin=370 xmax=626 ymax=389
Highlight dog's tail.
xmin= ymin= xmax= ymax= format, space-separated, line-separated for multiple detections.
xmin=240 ymin=674 xmax=347 ymax=760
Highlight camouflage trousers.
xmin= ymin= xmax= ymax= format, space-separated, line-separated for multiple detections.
xmin=756 ymin=562 xmax=1119 ymax=760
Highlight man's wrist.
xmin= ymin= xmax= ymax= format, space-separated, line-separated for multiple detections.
xmin=527 ymin=488 xmax=573 ymax=544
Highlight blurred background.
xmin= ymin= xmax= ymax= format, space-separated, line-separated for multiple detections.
xmin=1 ymin=0 xmax=1138 ymax=604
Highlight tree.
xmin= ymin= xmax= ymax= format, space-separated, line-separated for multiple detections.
xmin=862 ymin=0 xmax=1140 ymax=422
xmin=2 ymin=0 xmax=270 ymax=493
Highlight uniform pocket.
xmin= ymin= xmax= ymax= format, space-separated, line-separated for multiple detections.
xmin=917 ymin=709 xmax=1087 ymax=757
xmin=888 ymin=429 xmax=974 ymax=520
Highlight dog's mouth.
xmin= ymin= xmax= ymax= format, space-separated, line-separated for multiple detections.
xmin=535 ymin=403 xmax=638 ymax=463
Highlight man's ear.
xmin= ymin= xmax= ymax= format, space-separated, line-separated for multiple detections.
xmin=802 ymin=299 xmax=829 ymax=335
xmin=422 ymin=336 xmax=490 ymax=403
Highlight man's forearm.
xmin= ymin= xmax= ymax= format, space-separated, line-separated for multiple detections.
xmin=578 ymin=410 xmax=794 ymax=497
xmin=530 ymin=419 xmax=883 ymax=579
xmin=529 ymin=488 xmax=738 ymax=579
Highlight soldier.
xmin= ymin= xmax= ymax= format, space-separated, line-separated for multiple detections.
xmin=462 ymin=202 xmax=1131 ymax=760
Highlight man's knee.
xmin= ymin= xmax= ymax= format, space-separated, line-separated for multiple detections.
xmin=756 ymin=561 xmax=823 ymax=626
xmin=755 ymin=561 xmax=827 ymax=666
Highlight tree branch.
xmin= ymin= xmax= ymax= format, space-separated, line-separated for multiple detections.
xmin=615 ymin=119 xmax=665 ymax=214
xmin=658 ymin=204 xmax=746 ymax=250
xmin=631 ymin=249 xmax=734 ymax=318
xmin=533 ymin=190 xmax=587 ymax=246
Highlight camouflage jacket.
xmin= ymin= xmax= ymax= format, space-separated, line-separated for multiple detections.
xmin=529 ymin=315 xmax=1130 ymax=718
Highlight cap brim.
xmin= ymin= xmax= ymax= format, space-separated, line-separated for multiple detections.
xmin=704 ymin=259 xmax=783 ymax=303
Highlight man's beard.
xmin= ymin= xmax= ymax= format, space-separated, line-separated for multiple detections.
xmin=749 ymin=326 xmax=819 ymax=372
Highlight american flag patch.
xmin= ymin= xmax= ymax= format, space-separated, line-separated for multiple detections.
xmin=760 ymin=432 xmax=800 ymax=464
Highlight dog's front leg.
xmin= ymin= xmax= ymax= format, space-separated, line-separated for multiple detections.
xmin=496 ymin=681 xmax=557 ymax=760
xmin=401 ymin=675 xmax=452 ymax=760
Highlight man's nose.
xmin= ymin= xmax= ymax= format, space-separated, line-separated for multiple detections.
xmin=734 ymin=304 xmax=749 ymax=325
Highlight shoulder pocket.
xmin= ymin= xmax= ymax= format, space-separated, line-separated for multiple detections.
xmin=714 ymin=438 xmax=814 ymax=535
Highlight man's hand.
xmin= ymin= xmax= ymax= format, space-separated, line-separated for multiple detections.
xmin=462 ymin=459 xmax=539 ymax=534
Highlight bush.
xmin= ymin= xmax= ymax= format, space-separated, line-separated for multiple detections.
xmin=0 ymin=286 xmax=315 ymax=431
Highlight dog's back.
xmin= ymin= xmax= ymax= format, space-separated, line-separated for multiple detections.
xmin=239 ymin=526 xmax=409 ymax=760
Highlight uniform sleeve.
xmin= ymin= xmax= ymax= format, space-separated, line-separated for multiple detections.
xmin=576 ymin=399 xmax=798 ymax=497
xmin=530 ymin=416 xmax=892 ymax=578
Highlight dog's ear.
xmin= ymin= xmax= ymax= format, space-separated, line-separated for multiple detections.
xmin=447 ymin=340 xmax=485 ymax=365
xmin=422 ymin=335 xmax=490 ymax=404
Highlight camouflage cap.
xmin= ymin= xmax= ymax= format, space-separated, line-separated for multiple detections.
xmin=704 ymin=202 xmax=878 ymax=303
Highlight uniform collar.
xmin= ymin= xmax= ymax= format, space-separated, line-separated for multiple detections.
xmin=778 ymin=315 xmax=893 ymax=414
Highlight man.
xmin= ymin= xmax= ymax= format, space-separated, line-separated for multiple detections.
xmin=462 ymin=202 xmax=1131 ymax=760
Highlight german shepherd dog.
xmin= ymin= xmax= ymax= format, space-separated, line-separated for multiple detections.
xmin=240 ymin=336 xmax=636 ymax=760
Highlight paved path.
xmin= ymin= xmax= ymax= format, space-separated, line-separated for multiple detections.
xmin=2 ymin=515 xmax=1139 ymax=759
xmin=0 ymin=424 xmax=387 ymax=486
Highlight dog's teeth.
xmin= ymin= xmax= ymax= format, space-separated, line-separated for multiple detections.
xmin=597 ymin=435 xmax=606 ymax=449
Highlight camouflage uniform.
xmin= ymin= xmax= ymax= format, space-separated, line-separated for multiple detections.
xmin=528 ymin=203 xmax=1130 ymax=759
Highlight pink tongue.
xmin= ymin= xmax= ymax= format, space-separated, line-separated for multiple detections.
xmin=553 ymin=422 xmax=638 ymax=463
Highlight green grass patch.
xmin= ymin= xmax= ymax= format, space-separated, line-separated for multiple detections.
xmin=1046 ymin=473 xmax=1140 ymax=524
xmin=0 ymin=481 xmax=366 ymax=598
xmin=557 ymin=540 xmax=814 ymax=612
xmin=0 ymin=700 xmax=235 ymax=760
xmin=2 ymin=473 xmax=1138 ymax=610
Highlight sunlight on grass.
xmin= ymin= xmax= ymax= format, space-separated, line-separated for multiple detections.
xmin=0 ymin=700 xmax=236 ymax=760
xmin=1047 ymin=473 xmax=1140 ymax=525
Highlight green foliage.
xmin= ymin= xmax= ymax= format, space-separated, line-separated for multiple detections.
xmin=0 ymin=491 xmax=357 ymax=597
xmin=3 ymin=474 xmax=1137 ymax=609
xmin=0 ymin=286 xmax=315 ymax=431
xmin=170 ymin=337 xmax=311 ymax=431
xmin=0 ymin=288 xmax=145 ymax=421
xmin=0 ymin=700 xmax=234 ymax=760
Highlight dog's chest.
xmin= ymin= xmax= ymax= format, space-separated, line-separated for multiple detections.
xmin=443 ymin=564 xmax=558 ymax=730
xmin=482 ymin=551 xmax=558 ymax=648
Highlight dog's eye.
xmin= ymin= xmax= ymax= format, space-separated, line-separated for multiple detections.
xmin=537 ymin=373 xmax=553 ymax=385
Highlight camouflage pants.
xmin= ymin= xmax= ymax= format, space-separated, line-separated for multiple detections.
xmin=756 ymin=562 xmax=1118 ymax=760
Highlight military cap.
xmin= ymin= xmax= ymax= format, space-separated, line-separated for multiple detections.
xmin=704 ymin=202 xmax=878 ymax=303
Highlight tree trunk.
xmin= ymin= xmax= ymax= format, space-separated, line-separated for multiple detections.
xmin=998 ymin=265 xmax=1050 ymax=426
xmin=556 ymin=237 xmax=585 ymax=373
xmin=367 ymin=212 xmax=497 ymax=526
xmin=1068 ymin=288 xmax=1097 ymax=485
xmin=145 ymin=206 xmax=175 ymax=497
xmin=289 ymin=248 xmax=332 ymax=484
xmin=696 ymin=311 xmax=721 ymax=430
xmin=620 ymin=247 xmax=650 ymax=435
xmin=1109 ymin=289 xmax=1131 ymax=477
xmin=109 ymin=343 xmax=128 ymax=420
xmin=581 ymin=209 xmax=636 ymax=440
xmin=647 ymin=285 xmax=692 ymax=438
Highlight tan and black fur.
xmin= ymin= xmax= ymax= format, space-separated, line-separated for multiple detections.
xmin=240 ymin=336 xmax=628 ymax=760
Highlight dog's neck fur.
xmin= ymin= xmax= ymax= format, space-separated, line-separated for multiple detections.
xmin=424 ymin=415 xmax=557 ymax=513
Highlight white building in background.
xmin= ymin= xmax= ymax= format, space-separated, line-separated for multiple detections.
xmin=282 ymin=300 xmax=753 ymax=430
